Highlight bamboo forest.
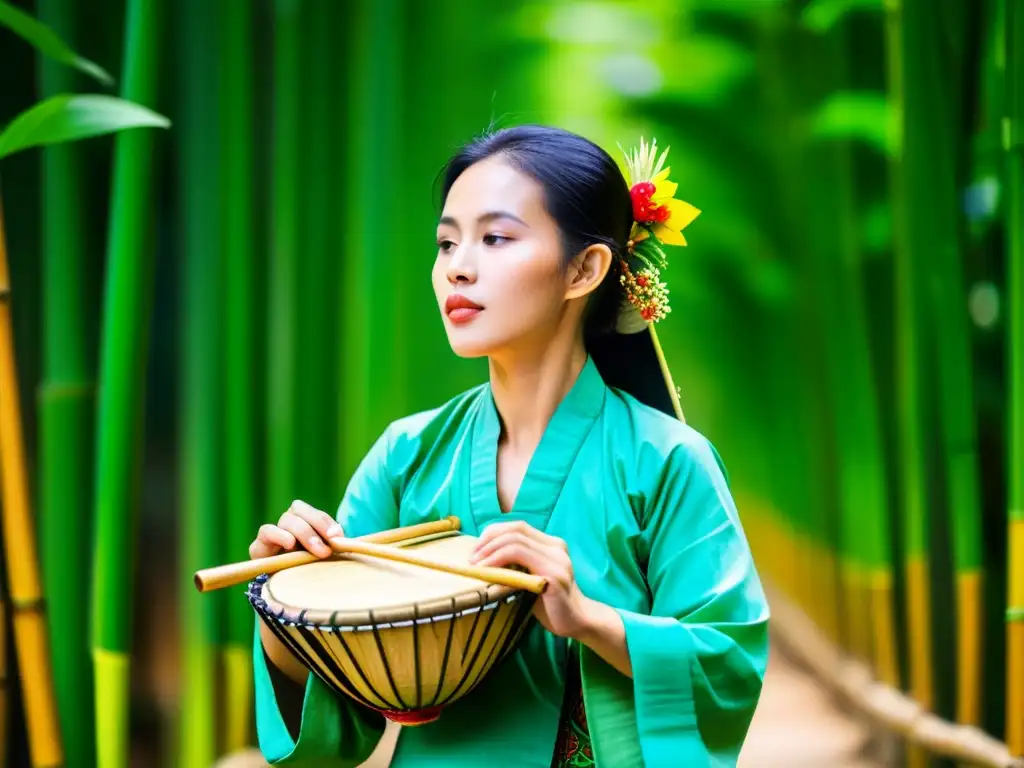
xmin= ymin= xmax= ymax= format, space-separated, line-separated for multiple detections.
xmin=0 ymin=0 xmax=1021 ymax=766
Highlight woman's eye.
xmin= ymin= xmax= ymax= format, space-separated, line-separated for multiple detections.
xmin=483 ymin=234 xmax=511 ymax=247
xmin=437 ymin=238 xmax=456 ymax=252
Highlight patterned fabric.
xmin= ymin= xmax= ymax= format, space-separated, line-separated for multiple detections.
xmin=551 ymin=653 xmax=593 ymax=767
xmin=551 ymin=686 xmax=593 ymax=767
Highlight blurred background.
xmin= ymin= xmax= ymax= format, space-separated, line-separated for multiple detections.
xmin=0 ymin=0 xmax=1021 ymax=766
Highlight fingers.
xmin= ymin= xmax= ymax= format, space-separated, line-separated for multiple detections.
xmin=472 ymin=530 xmax=537 ymax=564
xmin=249 ymin=524 xmax=297 ymax=560
xmin=473 ymin=539 xmax=550 ymax=575
xmin=248 ymin=500 xmax=344 ymax=561
xmin=471 ymin=530 xmax=570 ymax=580
xmin=473 ymin=520 xmax=567 ymax=558
xmin=278 ymin=512 xmax=334 ymax=558
xmin=287 ymin=499 xmax=343 ymax=541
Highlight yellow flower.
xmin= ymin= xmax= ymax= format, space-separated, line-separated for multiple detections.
xmin=650 ymin=169 xmax=700 ymax=245
xmin=622 ymin=140 xmax=700 ymax=246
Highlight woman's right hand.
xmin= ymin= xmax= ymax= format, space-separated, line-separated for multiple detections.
xmin=253 ymin=501 xmax=344 ymax=685
xmin=248 ymin=499 xmax=344 ymax=560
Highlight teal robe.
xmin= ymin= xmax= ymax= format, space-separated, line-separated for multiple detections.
xmin=253 ymin=357 xmax=770 ymax=767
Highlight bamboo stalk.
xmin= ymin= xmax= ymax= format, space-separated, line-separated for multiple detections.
xmin=0 ymin=561 xmax=8 ymax=768
xmin=339 ymin=0 xmax=407 ymax=480
xmin=267 ymin=0 xmax=300 ymax=521
xmin=1005 ymin=0 xmax=1024 ymax=754
xmin=910 ymin=0 xmax=986 ymax=729
xmin=89 ymin=0 xmax=164 ymax=765
xmin=399 ymin=0 xmax=498 ymax=416
xmin=179 ymin=0 xmax=223 ymax=764
xmin=753 ymin=313 xmax=798 ymax=610
xmin=35 ymin=0 xmax=97 ymax=762
xmin=885 ymin=4 xmax=936 ymax=760
xmin=0 ymin=198 xmax=64 ymax=768
xmin=801 ymin=14 xmax=897 ymax=681
xmin=754 ymin=6 xmax=848 ymax=656
xmin=219 ymin=0 xmax=255 ymax=754
xmin=195 ymin=516 xmax=463 ymax=592
xmin=337 ymin=0 xmax=376 ymax=478
xmin=296 ymin=0 xmax=338 ymax=510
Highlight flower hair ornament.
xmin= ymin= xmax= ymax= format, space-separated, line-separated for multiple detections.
xmin=616 ymin=137 xmax=700 ymax=331
xmin=615 ymin=137 xmax=700 ymax=421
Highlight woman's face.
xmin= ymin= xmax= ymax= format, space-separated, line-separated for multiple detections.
xmin=433 ymin=156 xmax=576 ymax=359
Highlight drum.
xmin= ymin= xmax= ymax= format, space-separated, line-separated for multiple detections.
xmin=247 ymin=531 xmax=538 ymax=726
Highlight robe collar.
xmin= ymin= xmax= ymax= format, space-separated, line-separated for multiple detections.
xmin=468 ymin=356 xmax=606 ymax=532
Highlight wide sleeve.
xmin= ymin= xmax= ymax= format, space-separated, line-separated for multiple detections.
xmin=584 ymin=434 xmax=770 ymax=767
xmin=253 ymin=426 xmax=401 ymax=766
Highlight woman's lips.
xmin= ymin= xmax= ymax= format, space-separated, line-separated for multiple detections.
xmin=445 ymin=294 xmax=483 ymax=324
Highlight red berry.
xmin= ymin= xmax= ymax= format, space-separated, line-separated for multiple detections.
xmin=637 ymin=276 xmax=648 ymax=287
xmin=630 ymin=183 xmax=658 ymax=222
xmin=641 ymin=307 xmax=654 ymax=320
xmin=631 ymin=182 xmax=655 ymax=200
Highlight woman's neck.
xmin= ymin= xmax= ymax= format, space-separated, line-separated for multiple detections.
xmin=487 ymin=338 xmax=589 ymax=453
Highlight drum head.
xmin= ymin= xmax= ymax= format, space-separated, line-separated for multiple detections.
xmin=256 ymin=533 xmax=521 ymax=627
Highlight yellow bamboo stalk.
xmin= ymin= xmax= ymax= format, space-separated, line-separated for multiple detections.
xmin=870 ymin=570 xmax=899 ymax=689
xmin=956 ymin=570 xmax=983 ymax=726
xmin=781 ymin=517 xmax=796 ymax=601
xmin=790 ymin=528 xmax=806 ymax=615
xmin=857 ymin=568 xmax=875 ymax=666
xmin=798 ymin=532 xmax=814 ymax=623
xmin=1009 ymin=520 xmax=1024 ymax=755
xmin=223 ymin=647 xmax=251 ymax=752
xmin=783 ymin=520 xmax=799 ymax=606
xmin=807 ymin=535 xmax=824 ymax=632
xmin=764 ymin=514 xmax=780 ymax=591
xmin=803 ymin=534 xmax=821 ymax=630
xmin=0 ymin=575 xmax=7 ymax=768
xmin=0 ymin=198 xmax=64 ymax=767
xmin=778 ymin=520 xmax=790 ymax=598
xmin=820 ymin=543 xmax=842 ymax=645
xmin=841 ymin=563 xmax=865 ymax=661
xmin=906 ymin=556 xmax=933 ymax=768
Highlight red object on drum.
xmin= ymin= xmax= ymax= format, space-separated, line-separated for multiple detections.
xmin=379 ymin=706 xmax=444 ymax=726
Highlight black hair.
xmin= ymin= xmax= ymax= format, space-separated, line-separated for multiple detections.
xmin=440 ymin=124 xmax=677 ymax=418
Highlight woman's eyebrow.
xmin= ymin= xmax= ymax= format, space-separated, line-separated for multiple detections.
xmin=438 ymin=210 xmax=529 ymax=228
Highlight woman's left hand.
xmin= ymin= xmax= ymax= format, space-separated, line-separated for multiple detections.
xmin=469 ymin=520 xmax=593 ymax=639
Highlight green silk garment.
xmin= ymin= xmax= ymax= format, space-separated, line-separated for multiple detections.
xmin=253 ymin=357 xmax=770 ymax=767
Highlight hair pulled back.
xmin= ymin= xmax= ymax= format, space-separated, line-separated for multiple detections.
xmin=440 ymin=124 xmax=677 ymax=418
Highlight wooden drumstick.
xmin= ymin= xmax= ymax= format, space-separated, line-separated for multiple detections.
xmin=326 ymin=538 xmax=549 ymax=595
xmin=194 ymin=516 xmax=462 ymax=592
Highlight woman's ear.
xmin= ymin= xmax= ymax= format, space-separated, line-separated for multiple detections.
xmin=565 ymin=243 xmax=613 ymax=300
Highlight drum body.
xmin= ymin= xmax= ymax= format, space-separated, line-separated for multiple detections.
xmin=248 ymin=532 xmax=537 ymax=725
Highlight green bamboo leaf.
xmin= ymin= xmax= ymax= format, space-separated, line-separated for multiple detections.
xmin=809 ymin=91 xmax=892 ymax=155
xmin=0 ymin=0 xmax=113 ymax=86
xmin=800 ymin=0 xmax=883 ymax=32
xmin=0 ymin=93 xmax=169 ymax=160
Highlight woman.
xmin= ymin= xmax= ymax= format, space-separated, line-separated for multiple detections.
xmin=248 ymin=125 xmax=770 ymax=767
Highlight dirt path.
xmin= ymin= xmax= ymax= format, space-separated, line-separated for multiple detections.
xmin=740 ymin=648 xmax=878 ymax=767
